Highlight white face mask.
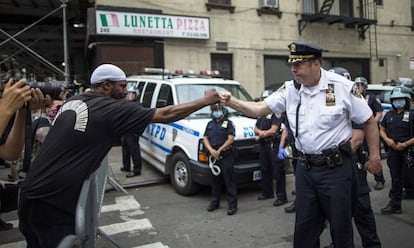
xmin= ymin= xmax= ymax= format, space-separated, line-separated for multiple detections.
xmin=392 ymin=99 xmax=406 ymax=109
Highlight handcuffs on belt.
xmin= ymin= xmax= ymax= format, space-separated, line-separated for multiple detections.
xmin=208 ymin=155 xmax=221 ymax=176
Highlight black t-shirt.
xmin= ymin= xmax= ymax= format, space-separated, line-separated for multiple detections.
xmin=19 ymin=92 xmax=155 ymax=224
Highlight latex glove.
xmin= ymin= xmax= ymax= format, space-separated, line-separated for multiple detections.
xmin=277 ymin=146 xmax=287 ymax=160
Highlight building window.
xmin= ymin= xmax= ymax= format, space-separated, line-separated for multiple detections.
xmin=339 ymin=0 xmax=353 ymax=17
xmin=206 ymin=0 xmax=235 ymax=13
xmin=412 ymin=0 xmax=414 ymax=26
xmin=211 ymin=54 xmax=233 ymax=80
xmin=209 ymin=0 xmax=231 ymax=4
xmin=302 ymin=0 xmax=318 ymax=14
xmin=375 ymin=0 xmax=383 ymax=6
xmin=264 ymin=56 xmax=292 ymax=90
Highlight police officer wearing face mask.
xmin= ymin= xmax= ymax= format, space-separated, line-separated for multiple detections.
xmin=400 ymin=83 xmax=414 ymax=199
xmin=354 ymin=76 xmax=386 ymax=190
xmin=380 ymin=87 xmax=414 ymax=214
xmin=203 ymin=104 xmax=237 ymax=215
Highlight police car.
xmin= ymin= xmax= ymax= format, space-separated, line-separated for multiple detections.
xmin=126 ymin=69 xmax=261 ymax=195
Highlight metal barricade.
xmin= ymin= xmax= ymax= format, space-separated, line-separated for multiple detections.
xmin=58 ymin=155 xmax=123 ymax=248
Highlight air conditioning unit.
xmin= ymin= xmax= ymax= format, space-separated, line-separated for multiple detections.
xmin=259 ymin=0 xmax=279 ymax=9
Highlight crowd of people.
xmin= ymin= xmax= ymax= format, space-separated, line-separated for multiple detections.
xmin=0 ymin=41 xmax=413 ymax=248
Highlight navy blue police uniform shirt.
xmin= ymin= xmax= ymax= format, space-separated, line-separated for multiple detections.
xmin=19 ymin=91 xmax=156 ymax=224
xmin=365 ymin=92 xmax=382 ymax=116
xmin=381 ymin=109 xmax=414 ymax=142
xmin=204 ymin=117 xmax=235 ymax=148
xmin=255 ymin=114 xmax=282 ymax=145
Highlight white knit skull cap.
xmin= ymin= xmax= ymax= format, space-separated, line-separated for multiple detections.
xmin=90 ymin=64 xmax=126 ymax=84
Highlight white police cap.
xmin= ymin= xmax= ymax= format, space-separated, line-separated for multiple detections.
xmin=90 ymin=64 xmax=126 ymax=85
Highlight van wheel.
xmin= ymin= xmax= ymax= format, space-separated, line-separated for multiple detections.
xmin=170 ymin=152 xmax=200 ymax=196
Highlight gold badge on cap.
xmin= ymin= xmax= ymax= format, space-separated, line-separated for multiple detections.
xmin=290 ymin=43 xmax=296 ymax=52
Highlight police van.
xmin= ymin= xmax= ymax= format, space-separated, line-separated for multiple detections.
xmin=366 ymin=84 xmax=395 ymax=112
xmin=126 ymin=69 xmax=261 ymax=195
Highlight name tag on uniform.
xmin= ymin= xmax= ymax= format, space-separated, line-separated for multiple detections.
xmin=222 ymin=121 xmax=228 ymax=128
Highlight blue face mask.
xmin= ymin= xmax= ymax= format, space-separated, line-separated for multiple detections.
xmin=392 ymin=99 xmax=406 ymax=109
xmin=212 ymin=111 xmax=223 ymax=119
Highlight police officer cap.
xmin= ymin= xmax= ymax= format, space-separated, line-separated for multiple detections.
xmin=354 ymin=77 xmax=368 ymax=87
xmin=90 ymin=64 xmax=126 ymax=85
xmin=210 ymin=104 xmax=221 ymax=111
xmin=288 ymin=42 xmax=326 ymax=63
xmin=390 ymin=86 xmax=411 ymax=100
xmin=328 ymin=67 xmax=351 ymax=80
xmin=401 ymin=81 xmax=414 ymax=93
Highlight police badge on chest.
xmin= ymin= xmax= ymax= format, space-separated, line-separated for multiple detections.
xmin=326 ymin=83 xmax=336 ymax=106
xmin=403 ymin=111 xmax=410 ymax=122
xmin=222 ymin=121 xmax=228 ymax=128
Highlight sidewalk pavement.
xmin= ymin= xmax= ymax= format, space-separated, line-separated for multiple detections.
xmin=106 ymin=145 xmax=169 ymax=189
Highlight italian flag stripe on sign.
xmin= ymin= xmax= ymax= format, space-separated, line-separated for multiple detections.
xmin=100 ymin=14 xmax=119 ymax=27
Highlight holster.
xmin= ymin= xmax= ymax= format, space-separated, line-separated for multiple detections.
xmin=356 ymin=146 xmax=369 ymax=163
xmin=320 ymin=141 xmax=350 ymax=168
xmin=299 ymin=140 xmax=351 ymax=169
xmin=322 ymin=147 xmax=343 ymax=168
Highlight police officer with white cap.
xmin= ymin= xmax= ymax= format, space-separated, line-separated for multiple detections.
xmin=18 ymin=63 xmax=222 ymax=247
xmin=220 ymin=42 xmax=382 ymax=248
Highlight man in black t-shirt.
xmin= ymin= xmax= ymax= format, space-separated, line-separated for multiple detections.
xmin=18 ymin=64 xmax=221 ymax=247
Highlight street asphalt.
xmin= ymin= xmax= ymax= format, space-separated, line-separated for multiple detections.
xmin=1 ymin=145 xmax=413 ymax=247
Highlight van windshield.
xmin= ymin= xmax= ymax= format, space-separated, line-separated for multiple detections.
xmin=366 ymin=87 xmax=394 ymax=104
xmin=176 ymin=84 xmax=253 ymax=118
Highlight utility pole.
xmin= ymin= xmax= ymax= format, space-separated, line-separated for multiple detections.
xmin=61 ymin=0 xmax=70 ymax=86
